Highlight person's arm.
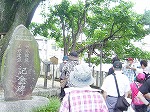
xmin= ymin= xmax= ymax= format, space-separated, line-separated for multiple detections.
xmin=137 ymin=91 xmax=150 ymax=106
xmin=138 ymin=80 xmax=150 ymax=107
xmin=102 ymin=91 xmax=107 ymax=100
xmin=130 ymin=66 xmax=136 ymax=71
xmin=144 ymin=93 xmax=150 ymax=99
xmin=101 ymin=77 xmax=108 ymax=100
xmin=126 ymin=90 xmax=132 ymax=98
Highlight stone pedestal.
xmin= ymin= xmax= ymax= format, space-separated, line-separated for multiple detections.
xmin=0 ymin=96 xmax=49 ymax=112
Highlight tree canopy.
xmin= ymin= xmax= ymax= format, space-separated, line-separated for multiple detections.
xmin=30 ymin=0 xmax=150 ymax=64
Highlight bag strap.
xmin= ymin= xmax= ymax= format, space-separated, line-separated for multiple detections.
xmin=134 ymin=82 xmax=139 ymax=89
xmin=113 ymin=73 xmax=120 ymax=97
xmin=68 ymin=92 xmax=71 ymax=112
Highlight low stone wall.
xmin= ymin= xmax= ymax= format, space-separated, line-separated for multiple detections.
xmin=0 ymin=96 xmax=49 ymax=112
xmin=32 ymin=87 xmax=60 ymax=98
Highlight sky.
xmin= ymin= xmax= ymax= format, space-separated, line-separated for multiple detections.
xmin=32 ymin=0 xmax=150 ymax=23
xmin=130 ymin=0 xmax=150 ymax=13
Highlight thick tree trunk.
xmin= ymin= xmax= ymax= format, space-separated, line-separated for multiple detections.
xmin=0 ymin=0 xmax=42 ymax=67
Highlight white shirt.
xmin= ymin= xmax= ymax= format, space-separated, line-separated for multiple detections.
xmin=101 ymin=71 xmax=130 ymax=97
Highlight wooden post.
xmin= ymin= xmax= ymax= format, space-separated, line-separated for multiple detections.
xmin=99 ymin=42 xmax=103 ymax=89
xmin=96 ymin=71 xmax=99 ymax=87
xmin=52 ymin=64 xmax=55 ymax=88
xmin=44 ymin=71 xmax=48 ymax=89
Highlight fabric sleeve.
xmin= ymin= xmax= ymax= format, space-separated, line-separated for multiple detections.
xmin=139 ymin=79 xmax=150 ymax=95
xmin=61 ymin=64 xmax=68 ymax=79
xmin=124 ymin=77 xmax=130 ymax=93
xmin=101 ymin=77 xmax=108 ymax=92
xmin=59 ymin=94 xmax=69 ymax=112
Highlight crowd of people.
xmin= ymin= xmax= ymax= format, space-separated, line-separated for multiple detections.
xmin=58 ymin=52 xmax=150 ymax=112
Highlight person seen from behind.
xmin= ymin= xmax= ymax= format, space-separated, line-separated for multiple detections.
xmin=137 ymin=78 xmax=150 ymax=112
xmin=123 ymin=58 xmax=136 ymax=83
xmin=140 ymin=60 xmax=150 ymax=80
xmin=60 ymin=52 xmax=79 ymax=100
xmin=130 ymin=73 xmax=147 ymax=112
xmin=101 ymin=61 xmax=130 ymax=112
xmin=107 ymin=56 xmax=120 ymax=75
xmin=59 ymin=56 xmax=68 ymax=100
xmin=59 ymin=63 xmax=108 ymax=112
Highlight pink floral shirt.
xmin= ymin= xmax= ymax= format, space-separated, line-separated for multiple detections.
xmin=59 ymin=87 xmax=108 ymax=112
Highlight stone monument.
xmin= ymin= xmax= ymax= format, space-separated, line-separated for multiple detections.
xmin=0 ymin=24 xmax=49 ymax=112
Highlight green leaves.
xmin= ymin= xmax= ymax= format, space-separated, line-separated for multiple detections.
xmin=30 ymin=0 xmax=150 ymax=62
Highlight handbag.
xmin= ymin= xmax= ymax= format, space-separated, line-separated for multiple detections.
xmin=113 ymin=73 xmax=130 ymax=111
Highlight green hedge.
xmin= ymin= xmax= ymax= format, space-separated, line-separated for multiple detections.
xmin=33 ymin=96 xmax=61 ymax=112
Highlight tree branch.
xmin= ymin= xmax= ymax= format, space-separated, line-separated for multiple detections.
xmin=76 ymin=24 xmax=124 ymax=54
xmin=103 ymin=24 xmax=123 ymax=43
xmin=109 ymin=22 xmax=115 ymax=36
xmin=71 ymin=1 xmax=88 ymax=51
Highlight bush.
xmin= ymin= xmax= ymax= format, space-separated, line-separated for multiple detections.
xmin=33 ymin=96 xmax=61 ymax=112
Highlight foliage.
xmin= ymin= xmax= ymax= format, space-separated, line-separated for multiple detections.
xmin=83 ymin=0 xmax=150 ymax=60
xmin=143 ymin=10 xmax=150 ymax=27
xmin=30 ymin=0 xmax=150 ymax=64
xmin=33 ymin=96 xmax=61 ymax=112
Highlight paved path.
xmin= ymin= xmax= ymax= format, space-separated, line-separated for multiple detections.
xmin=35 ymin=77 xmax=60 ymax=88
xmin=33 ymin=78 xmax=61 ymax=97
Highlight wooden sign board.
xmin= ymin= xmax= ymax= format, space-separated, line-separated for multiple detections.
xmin=50 ymin=56 xmax=58 ymax=65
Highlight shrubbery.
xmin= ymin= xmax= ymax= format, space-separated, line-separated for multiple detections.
xmin=33 ymin=96 xmax=61 ymax=112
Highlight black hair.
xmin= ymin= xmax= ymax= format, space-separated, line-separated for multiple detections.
xmin=140 ymin=60 xmax=148 ymax=67
xmin=135 ymin=77 xmax=145 ymax=83
xmin=112 ymin=56 xmax=120 ymax=64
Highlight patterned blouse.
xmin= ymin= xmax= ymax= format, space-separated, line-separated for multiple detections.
xmin=59 ymin=87 xmax=108 ymax=112
xmin=61 ymin=60 xmax=79 ymax=86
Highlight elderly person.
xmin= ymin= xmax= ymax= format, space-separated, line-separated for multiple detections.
xmin=59 ymin=56 xmax=68 ymax=75
xmin=130 ymin=73 xmax=147 ymax=112
xmin=107 ymin=56 xmax=120 ymax=76
xmin=101 ymin=61 xmax=130 ymax=112
xmin=59 ymin=56 xmax=68 ymax=100
xmin=60 ymin=52 xmax=79 ymax=100
xmin=59 ymin=63 xmax=108 ymax=112
xmin=137 ymin=78 xmax=150 ymax=112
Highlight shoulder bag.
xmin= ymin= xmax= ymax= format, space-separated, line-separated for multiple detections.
xmin=113 ymin=73 xmax=130 ymax=111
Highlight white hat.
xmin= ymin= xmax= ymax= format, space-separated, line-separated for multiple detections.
xmin=69 ymin=63 xmax=94 ymax=87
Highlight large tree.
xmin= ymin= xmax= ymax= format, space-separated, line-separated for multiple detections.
xmin=30 ymin=0 xmax=150 ymax=63
xmin=0 ymin=0 xmax=43 ymax=66
xmin=30 ymin=0 xmax=89 ymax=55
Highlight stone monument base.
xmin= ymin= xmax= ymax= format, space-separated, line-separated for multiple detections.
xmin=0 ymin=96 xmax=49 ymax=112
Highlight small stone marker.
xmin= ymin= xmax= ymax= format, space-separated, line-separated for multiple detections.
xmin=1 ymin=24 xmax=40 ymax=101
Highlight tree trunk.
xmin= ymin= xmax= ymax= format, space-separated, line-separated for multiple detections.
xmin=0 ymin=0 xmax=42 ymax=67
